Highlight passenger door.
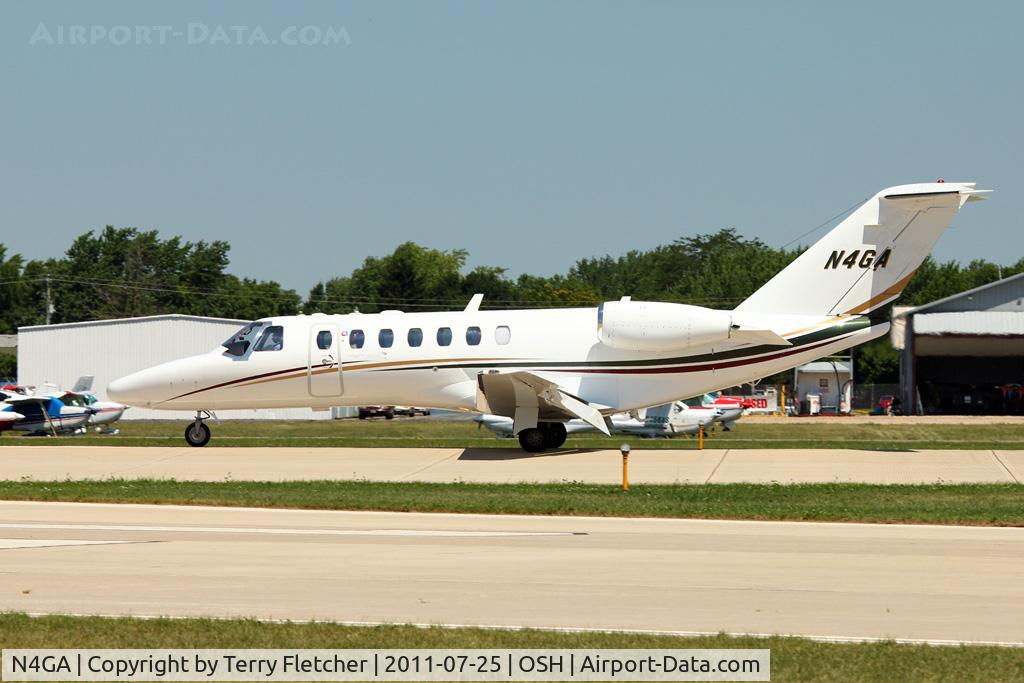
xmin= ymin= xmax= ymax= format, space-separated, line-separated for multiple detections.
xmin=308 ymin=325 xmax=343 ymax=397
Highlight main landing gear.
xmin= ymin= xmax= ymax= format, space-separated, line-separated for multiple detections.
xmin=184 ymin=411 xmax=213 ymax=447
xmin=517 ymin=422 xmax=568 ymax=453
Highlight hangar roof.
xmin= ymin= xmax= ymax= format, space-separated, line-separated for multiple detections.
xmin=914 ymin=311 xmax=1024 ymax=336
xmin=796 ymin=361 xmax=851 ymax=374
xmin=19 ymin=313 xmax=247 ymax=333
xmin=896 ymin=272 xmax=1024 ymax=317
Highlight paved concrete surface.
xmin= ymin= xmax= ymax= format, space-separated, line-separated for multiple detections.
xmin=744 ymin=415 xmax=1024 ymax=425
xmin=0 ymin=446 xmax=1021 ymax=484
xmin=1 ymin=501 xmax=1022 ymax=644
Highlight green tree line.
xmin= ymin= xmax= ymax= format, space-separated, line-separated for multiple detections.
xmin=1 ymin=225 xmax=1021 ymax=382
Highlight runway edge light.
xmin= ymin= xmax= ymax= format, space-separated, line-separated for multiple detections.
xmin=620 ymin=443 xmax=631 ymax=492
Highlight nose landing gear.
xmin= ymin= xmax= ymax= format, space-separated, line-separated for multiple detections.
xmin=184 ymin=411 xmax=213 ymax=447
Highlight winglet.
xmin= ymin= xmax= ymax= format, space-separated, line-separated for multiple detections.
xmin=464 ymin=293 xmax=484 ymax=312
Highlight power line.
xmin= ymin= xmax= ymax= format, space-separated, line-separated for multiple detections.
xmin=0 ymin=275 xmax=748 ymax=309
xmin=780 ymin=195 xmax=870 ymax=250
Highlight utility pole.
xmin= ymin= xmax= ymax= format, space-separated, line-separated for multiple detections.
xmin=44 ymin=274 xmax=53 ymax=325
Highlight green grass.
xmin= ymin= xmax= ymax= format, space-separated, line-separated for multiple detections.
xmin=2 ymin=479 xmax=1022 ymax=525
xmin=1 ymin=614 xmax=1021 ymax=682
xmin=2 ymin=418 xmax=1024 ymax=449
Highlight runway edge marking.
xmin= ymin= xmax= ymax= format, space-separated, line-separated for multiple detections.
xmin=21 ymin=613 xmax=1024 ymax=649
xmin=2 ymin=501 xmax=1023 ymax=533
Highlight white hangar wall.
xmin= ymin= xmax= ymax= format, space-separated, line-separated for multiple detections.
xmin=17 ymin=314 xmax=333 ymax=420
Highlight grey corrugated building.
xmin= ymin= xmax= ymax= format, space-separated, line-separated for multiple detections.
xmin=891 ymin=273 xmax=1024 ymax=414
xmin=18 ymin=315 xmax=343 ymax=420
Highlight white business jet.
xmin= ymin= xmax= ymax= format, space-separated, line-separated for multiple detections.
xmin=108 ymin=182 xmax=988 ymax=451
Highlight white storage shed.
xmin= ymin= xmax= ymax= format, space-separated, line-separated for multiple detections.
xmin=793 ymin=360 xmax=853 ymax=415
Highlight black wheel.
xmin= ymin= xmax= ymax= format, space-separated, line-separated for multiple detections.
xmin=542 ymin=422 xmax=567 ymax=449
xmin=518 ymin=427 xmax=546 ymax=453
xmin=385 ymin=410 xmax=395 ymax=420
xmin=184 ymin=422 xmax=211 ymax=447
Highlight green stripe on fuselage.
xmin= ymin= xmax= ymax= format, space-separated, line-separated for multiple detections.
xmin=371 ymin=315 xmax=874 ymax=372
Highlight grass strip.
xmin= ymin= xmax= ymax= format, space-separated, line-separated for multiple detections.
xmin=1 ymin=480 xmax=1022 ymax=526
xmin=1 ymin=614 xmax=1022 ymax=683
xmin=4 ymin=420 xmax=1024 ymax=448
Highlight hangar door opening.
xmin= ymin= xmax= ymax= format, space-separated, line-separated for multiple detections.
xmin=308 ymin=325 xmax=343 ymax=397
xmin=917 ymin=355 xmax=1024 ymax=414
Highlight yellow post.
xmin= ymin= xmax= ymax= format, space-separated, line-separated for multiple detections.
xmin=780 ymin=386 xmax=786 ymax=417
xmin=698 ymin=426 xmax=704 ymax=450
xmin=620 ymin=443 xmax=630 ymax=491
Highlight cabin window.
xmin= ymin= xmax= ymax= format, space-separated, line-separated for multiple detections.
xmin=316 ymin=331 xmax=333 ymax=350
xmin=437 ymin=327 xmax=453 ymax=346
xmin=408 ymin=328 xmax=423 ymax=347
xmin=349 ymin=329 xmax=365 ymax=349
xmin=379 ymin=329 xmax=394 ymax=348
xmin=495 ymin=325 xmax=511 ymax=345
xmin=253 ymin=326 xmax=284 ymax=352
xmin=466 ymin=326 xmax=482 ymax=346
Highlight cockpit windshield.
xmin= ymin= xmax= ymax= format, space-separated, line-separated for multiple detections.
xmin=253 ymin=325 xmax=284 ymax=352
xmin=222 ymin=321 xmax=267 ymax=357
xmin=61 ymin=393 xmax=88 ymax=408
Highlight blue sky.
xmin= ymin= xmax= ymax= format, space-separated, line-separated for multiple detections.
xmin=1 ymin=1 xmax=1021 ymax=294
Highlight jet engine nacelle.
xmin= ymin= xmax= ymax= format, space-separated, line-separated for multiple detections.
xmin=597 ymin=301 xmax=735 ymax=352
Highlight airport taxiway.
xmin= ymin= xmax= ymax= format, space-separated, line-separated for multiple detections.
xmin=1 ymin=501 xmax=1022 ymax=644
xmin=0 ymin=445 xmax=1020 ymax=484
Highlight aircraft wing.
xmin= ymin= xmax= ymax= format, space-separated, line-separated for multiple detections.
xmin=476 ymin=371 xmax=612 ymax=435
xmin=3 ymin=396 xmax=49 ymax=406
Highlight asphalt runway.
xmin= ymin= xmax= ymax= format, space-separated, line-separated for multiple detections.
xmin=0 ymin=446 xmax=1021 ymax=484
xmin=2 ymin=501 xmax=1022 ymax=645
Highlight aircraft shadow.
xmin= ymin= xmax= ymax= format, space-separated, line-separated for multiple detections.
xmin=458 ymin=448 xmax=607 ymax=461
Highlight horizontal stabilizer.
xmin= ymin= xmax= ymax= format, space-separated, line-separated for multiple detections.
xmin=729 ymin=328 xmax=792 ymax=346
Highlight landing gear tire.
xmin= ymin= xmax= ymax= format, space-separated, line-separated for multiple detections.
xmin=184 ymin=421 xmax=211 ymax=447
xmin=542 ymin=422 xmax=567 ymax=449
xmin=518 ymin=428 xmax=546 ymax=453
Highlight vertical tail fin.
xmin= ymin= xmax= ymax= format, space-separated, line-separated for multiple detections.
xmin=642 ymin=403 xmax=674 ymax=422
xmin=735 ymin=183 xmax=990 ymax=317
xmin=72 ymin=375 xmax=94 ymax=392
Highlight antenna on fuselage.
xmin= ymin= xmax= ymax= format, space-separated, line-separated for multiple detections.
xmin=464 ymin=293 xmax=484 ymax=312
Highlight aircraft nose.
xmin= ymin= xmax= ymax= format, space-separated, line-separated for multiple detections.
xmin=107 ymin=372 xmax=155 ymax=407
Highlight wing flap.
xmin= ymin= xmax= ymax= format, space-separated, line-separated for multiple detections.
xmin=476 ymin=371 xmax=611 ymax=436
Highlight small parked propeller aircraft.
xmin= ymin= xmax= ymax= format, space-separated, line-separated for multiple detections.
xmin=51 ymin=377 xmax=128 ymax=433
xmin=693 ymin=394 xmax=745 ymax=430
xmin=108 ymin=182 xmax=989 ymax=451
xmin=1 ymin=396 xmax=91 ymax=435
xmin=478 ymin=400 xmax=716 ymax=440
xmin=0 ymin=411 xmax=23 ymax=433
